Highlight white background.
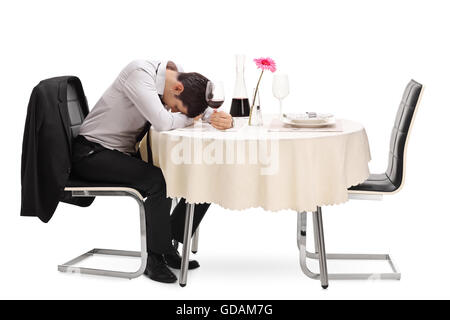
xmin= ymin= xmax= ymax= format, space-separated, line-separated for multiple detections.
xmin=0 ymin=0 xmax=449 ymax=300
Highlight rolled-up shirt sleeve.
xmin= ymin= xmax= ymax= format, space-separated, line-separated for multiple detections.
xmin=122 ymin=69 xmax=193 ymax=131
xmin=202 ymin=107 xmax=215 ymax=122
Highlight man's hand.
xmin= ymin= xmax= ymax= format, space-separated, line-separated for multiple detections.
xmin=210 ymin=110 xmax=233 ymax=130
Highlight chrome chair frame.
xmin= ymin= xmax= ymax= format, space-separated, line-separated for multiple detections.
xmin=297 ymin=208 xmax=401 ymax=289
xmin=58 ymin=187 xmax=147 ymax=279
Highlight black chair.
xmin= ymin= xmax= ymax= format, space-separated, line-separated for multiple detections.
xmin=57 ymin=80 xmax=148 ymax=279
xmin=297 ymin=80 xmax=423 ymax=288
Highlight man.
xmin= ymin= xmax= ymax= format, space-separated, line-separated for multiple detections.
xmin=71 ymin=59 xmax=233 ymax=283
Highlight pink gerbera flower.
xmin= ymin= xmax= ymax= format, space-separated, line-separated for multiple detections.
xmin=253 ymin=57 xmax=277 ymax=73
xmin=248 ymin=56 xmax=277 ymax=125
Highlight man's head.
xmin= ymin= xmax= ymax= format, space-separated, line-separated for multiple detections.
xmin=162 ymin=64 xmax=210 ymax=118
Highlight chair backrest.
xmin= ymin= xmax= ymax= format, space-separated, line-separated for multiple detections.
xmin=67 ymin=80 xmax=89 ymax=141
xmin=386 ymin=79 xmax=423 ymax=190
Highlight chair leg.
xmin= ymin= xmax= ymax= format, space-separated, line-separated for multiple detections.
xmin=172 ymin=198 xmax=180 ymax=251
xmin=313 ymin=220 xmax=320 ymax=255
xmin=313 ymin=207 xmax=329 ymax=289
xmin=179 ymin=203 xmax=195 ymax=287
xmin=58 ymin=189 xmax=147 ymax=279
xmin=172 ymin=199 xmax=199 ymax=255
xmin=297 ymin=209 xmax=401 ymax=288
xmin=192 ymin=228 xmax=200 ymax=254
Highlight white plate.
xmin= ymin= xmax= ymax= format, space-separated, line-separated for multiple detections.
xmin=283 ymin=113 xmax=334 ymax=124
xmin=282 ymin=116 xmax=336 ymax=128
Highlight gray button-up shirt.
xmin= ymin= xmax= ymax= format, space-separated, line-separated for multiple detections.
xmin=80 ymin=60 xmax=212 ymax=154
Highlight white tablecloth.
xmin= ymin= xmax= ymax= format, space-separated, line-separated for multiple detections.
xmin=149 ymin=117 xmax=371 ymax=212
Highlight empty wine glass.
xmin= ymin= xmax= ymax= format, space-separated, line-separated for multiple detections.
xmin=206 ymin=80 xmax=225 ymax=109
xmin=272 ymin=73 xmax=289 ymax=119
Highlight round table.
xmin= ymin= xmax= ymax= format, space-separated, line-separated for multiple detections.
xmin=148 ymin=116 xmax=371 ymax=286
xmin=150 ymin=118 xmax=371 ymax=213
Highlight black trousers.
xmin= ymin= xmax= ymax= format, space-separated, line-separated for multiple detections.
xmin=71 ymin=136 xmax=209 ymax=254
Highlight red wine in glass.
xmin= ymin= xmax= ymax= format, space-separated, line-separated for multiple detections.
xmin=207 ymin=99 xmax=225 ymax=108
xmin=206 ymin=81 xmax=225 ymax=109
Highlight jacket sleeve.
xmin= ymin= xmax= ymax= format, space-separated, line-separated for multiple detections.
xmin=20 ymin=86 xmax=40 ymax=217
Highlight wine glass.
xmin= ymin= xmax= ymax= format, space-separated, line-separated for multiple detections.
xmin=206 ymin=80 xmax=225 ymax=109
xmin=272 ymin=73 xmax=289 ymax=119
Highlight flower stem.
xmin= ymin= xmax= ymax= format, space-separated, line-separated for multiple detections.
xmin=248 ymin=70 xmax=264 ymax=125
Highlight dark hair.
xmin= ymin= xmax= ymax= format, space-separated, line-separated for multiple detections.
xmin=176 ymin=72 xmax=210 ymax=118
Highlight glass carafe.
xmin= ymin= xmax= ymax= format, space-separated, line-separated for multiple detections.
xmin=229 ymin=54 xmax=250 ymax=117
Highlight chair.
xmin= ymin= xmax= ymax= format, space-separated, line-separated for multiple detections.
xmin=297 ymin=79 xmax=424 ymax=288
xmin=57 ymin=80 xmax=148 ymax=279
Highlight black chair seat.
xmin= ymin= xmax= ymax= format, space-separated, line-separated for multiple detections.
xmin=66 ymin=177 xmax=146 ymax=199
xmin=348 ymin=173 xmax=398 ymax=193
xmin=66 ymin=176 xmax=141 ymax=191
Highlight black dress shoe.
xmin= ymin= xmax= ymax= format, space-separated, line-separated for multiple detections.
xmin=164 ymin=247 xmax=200 ymax=270
xmin=144 ymin=252 xmax=177 ymax=283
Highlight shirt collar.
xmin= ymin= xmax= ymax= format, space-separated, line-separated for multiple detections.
xmin=155 ymin=60 xmax=184 ymax=96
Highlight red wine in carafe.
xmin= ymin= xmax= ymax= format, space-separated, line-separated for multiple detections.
xmin=230 ymin=98 xmax=250 ymax=117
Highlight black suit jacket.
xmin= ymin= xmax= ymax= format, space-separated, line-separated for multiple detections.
xmin=21 ymin=76 xmax=94 ymax=223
